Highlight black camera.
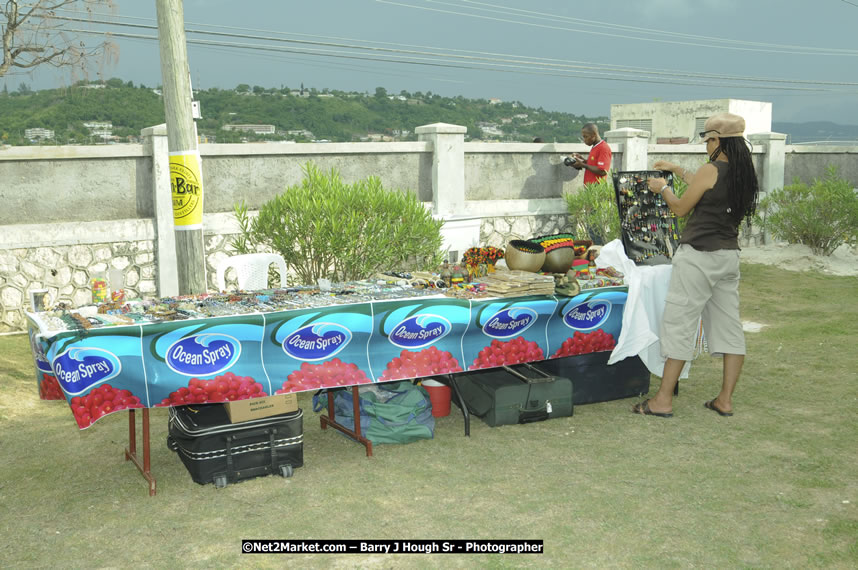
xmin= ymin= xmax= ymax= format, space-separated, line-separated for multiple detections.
xmin=563 ymin=156 xmax=577 ymax=167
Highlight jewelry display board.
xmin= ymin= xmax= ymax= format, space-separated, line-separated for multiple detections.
xmin=612 ymin=170 xmax=681 ymax=266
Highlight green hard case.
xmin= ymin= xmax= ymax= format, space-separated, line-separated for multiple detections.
xmin=452 ymin=364 xmax=573 ymax=427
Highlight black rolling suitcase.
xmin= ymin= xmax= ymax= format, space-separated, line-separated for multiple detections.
xmin=451 ymin=365 xmax=573 ymax=427
xmin=531 ymin=352 xmax=650 ymax=405
xmin=167 ymin=404 xmax=303 ymax=488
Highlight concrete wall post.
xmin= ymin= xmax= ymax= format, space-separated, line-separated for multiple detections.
xmin=415 ymin=122 xmax=467 ymax=216
xmin=415 ymin=123 xmax=477 ymax=260
xmin=605 ymin=127 xmax=650 ymax=171
xmin=748 ymin=132 xmax=787 ymax=244
xmin=142 ymin=124 xmax=179 ymax=297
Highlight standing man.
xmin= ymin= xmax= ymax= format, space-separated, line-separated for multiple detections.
xmin=565 ymin=123 xmax=612 ymax=184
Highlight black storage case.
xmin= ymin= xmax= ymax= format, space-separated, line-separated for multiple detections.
xmin=168 ymin=404 xmax=303 ymax=488
xmin=612 ymin=170 xmax=681 ymax=266
xmin=530 ymin=352 xmax=650 ymax=405
xmin=451 ymin=364 xmax=573 ymax=427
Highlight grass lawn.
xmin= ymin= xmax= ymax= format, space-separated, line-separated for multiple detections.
xmin=0 ymin=263 xmax=855 ymax=568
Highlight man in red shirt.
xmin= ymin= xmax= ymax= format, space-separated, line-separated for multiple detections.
xmin=566 ymin=123 xmax=612 ymax=184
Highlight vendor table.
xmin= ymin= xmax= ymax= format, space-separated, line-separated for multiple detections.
xmin=27 ymin=287 xmax=630 ymax=495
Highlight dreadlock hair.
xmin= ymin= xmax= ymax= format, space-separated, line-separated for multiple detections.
xmin=715 ymin=137 xmax=760 ymax=226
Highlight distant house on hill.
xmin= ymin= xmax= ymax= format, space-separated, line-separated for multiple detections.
xmin=25 ymin=128 xmax=54 ymax=142
xmin=223 ymin=124 xmax=276 ymax=135
xmin=286 ymin=129 xmax=314 ymax=139
xmin=489 ymin=98 xmax=502 ymax=105
xmin=83 ymin=121 xmax=113 ymax=139
xmin=477 ymin=122 xmax=503 ymax=137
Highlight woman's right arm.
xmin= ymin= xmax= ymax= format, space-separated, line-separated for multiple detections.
xmin=647 ymin=163 xmax=718 ymax=218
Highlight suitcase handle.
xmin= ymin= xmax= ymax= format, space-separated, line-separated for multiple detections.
xmin=503 ymin=365 xmax=555 ymax=384
xmin=225 ymin=428 xmax=279 ymax=480
xmin=225 ymin=425 xmax=279 ymax=442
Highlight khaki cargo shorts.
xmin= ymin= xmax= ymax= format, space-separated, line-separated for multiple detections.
xmin=660 ymin=245 xmax=746 ymax=361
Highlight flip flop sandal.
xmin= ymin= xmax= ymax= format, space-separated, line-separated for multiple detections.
xmin=704 ymin=399 xmax=733 ymax=417
xmin=632 ymin=399 xmax=673 ymax=418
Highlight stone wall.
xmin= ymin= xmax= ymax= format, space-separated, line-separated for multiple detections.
xmin=785 ymin=145 xmax=858 ymax=186
xmin=3 ymin=124 xmax=856 ymax=332
xmin=0 ymin=240 xmax=156 ymax=331
xmin=481 ymin=214 xmax=573 ymax=248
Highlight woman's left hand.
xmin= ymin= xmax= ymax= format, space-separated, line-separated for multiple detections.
xmin=648 ymin=177 xmax=667 ymax=194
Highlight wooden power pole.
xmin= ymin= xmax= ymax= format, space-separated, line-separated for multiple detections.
xmin=156 ymin=0 xmax=206 ymax=295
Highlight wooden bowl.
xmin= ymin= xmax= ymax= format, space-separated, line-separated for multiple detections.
xmin=541 ymin=245 xmax=576 ymax=274
xmin=505 ymin=240 xmax=546 ymax=273
xmin=573 ymin=239 xmax=594 ymax=259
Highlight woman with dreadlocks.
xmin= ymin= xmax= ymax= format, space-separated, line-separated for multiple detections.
xmin=632 ymin=112 xmax=759 ymax=418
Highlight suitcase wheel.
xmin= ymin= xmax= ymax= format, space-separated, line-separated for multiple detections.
xmin=214 ymin=474 xmax=228 ymax=489
xmin=279 ymin=464 xmax=294 ymax=478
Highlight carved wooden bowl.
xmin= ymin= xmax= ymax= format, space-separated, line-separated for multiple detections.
xmin=505 ymin=240 xmax=546 ymax=273
xmin=541 ymin=246 xmax=576 ymax=274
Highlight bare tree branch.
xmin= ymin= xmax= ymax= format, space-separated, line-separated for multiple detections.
xmin=1 ymin=0 xmax=115 ymax=79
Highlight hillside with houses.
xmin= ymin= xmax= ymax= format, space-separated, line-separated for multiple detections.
xmin=0 ymin=80 xmax=606 ymax=146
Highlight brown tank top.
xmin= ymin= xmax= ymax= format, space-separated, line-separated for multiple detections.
xmin=680 ymin=161 xmax=739 ymax=251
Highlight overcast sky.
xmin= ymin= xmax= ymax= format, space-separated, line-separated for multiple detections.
xmin=11 ymin=0 xmax=858 ymax=123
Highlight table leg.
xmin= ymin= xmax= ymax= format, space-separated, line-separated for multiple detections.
xmin=124 ymin=408 xmax=157 ymax=496
xmin=445 ymin=374 xmax=470 ymax=437
xmin=319 ymin=386 xmax=373 ymax=457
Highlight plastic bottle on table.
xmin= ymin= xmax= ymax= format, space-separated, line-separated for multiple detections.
xmin=91 ymin=271 xmax=108 ymax=304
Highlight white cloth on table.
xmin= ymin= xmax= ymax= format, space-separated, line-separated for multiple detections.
xmin=597 ymin=240 xmax=690 ymax=379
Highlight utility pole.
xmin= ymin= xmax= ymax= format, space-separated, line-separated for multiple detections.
xmin=156 ymin=0 xmax=206 ymax=295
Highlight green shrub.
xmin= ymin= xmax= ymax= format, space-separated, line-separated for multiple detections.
xmin=232 ymin=163 xmax=445 ymax=284
xmin=564 ymin=176 xmax=620 ymax=244
xmin=757 ymin=165 xmax=858 ymax=255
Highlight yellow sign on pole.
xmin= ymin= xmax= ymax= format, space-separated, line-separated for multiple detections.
xmin=169 ymin=150 xmax=204 ymax=229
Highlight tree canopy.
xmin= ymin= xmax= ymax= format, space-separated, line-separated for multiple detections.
xmin=1 ymin=1 xmax=116 ymax=79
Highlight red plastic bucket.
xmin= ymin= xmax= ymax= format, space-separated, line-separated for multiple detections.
xmin=422 ymin=379 xmax=451 ymax=417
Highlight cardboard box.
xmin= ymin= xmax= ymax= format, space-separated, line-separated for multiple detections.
xmin=225 ymin=393 xmax=298 ymax=423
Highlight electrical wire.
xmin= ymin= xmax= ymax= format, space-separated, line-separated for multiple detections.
xmin=45 ymin=9 xmax=858 ymax=84
xmin=38 ymin=13 xmax=858 ymax=92
xmin=61 ymin=27 xmax=858 ymax=95
xmin=449 ymin=0 xmax=858 ymax=55
xmin=376 ymin=0 xmax=858 ymax=57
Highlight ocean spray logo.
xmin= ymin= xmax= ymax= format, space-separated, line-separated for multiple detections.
xmin=563 ymin=300 xmax=612 ymax=331
xmin=36 ymin=357 xmax=55 ymax=374
xmin=388 ymin=314 xmax=451 ymax=349
xmin=166 ymin=334 xmax=241 ymax=376
xmin=482 ymin=308 xmax=537 ymax=339
xmin=282 ymin=322 xmax=352 ymax=361
xmin=52 ymin=348 xmax=122 ymax=396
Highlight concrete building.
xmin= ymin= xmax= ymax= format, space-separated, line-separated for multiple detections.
xmin=286 ymin=129 xmax=314 ymax=139
xmin=83 ymin=121 xmax=113 ymax=139
xmin=222 ymin=124 xmax=276 ymax=135
xmin=610 ymin=99 xmax=772 ymax=144
xmin=25 ymin=128 xmax=55 ymax=142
